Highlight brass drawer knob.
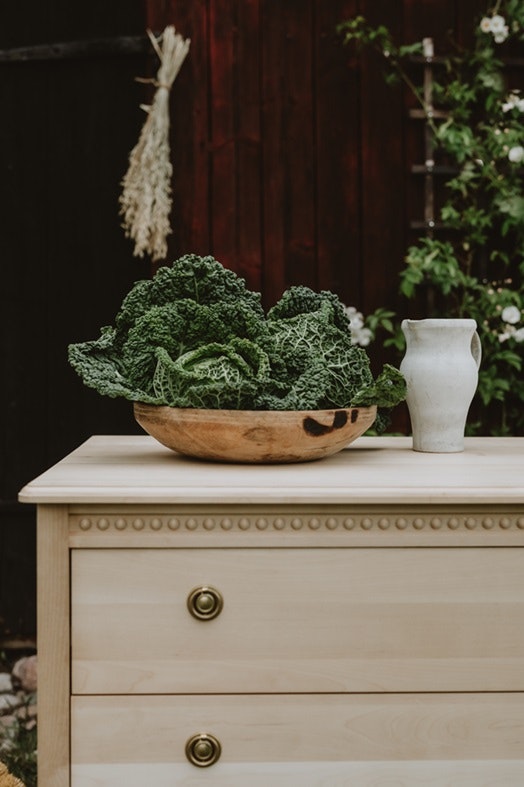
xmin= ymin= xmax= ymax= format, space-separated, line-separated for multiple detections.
xmin=187 ymin=586 xmax=223 ymax=620
xmin=185 ymin=733 xmax=222 ymax=767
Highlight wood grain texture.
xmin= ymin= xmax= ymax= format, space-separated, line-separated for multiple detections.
xmin=69 ymin=760 xmax=524 ymax=787
xmin=133 ymin=403 xmax=376 ymax=463
xmin=71 ymin=546 xmax=524 ymax=694
xmin=18 ymin=435 xmax=524 ymax=505
xmin=315 ymin=0 xmax=360 ymax=296
xmin=37 ymin=505 xmax=70 ymax=787
xmin=24 ymin=436 xmax=524 ymax=785
xmin=71 ymin=693 xmax=524 ymax=765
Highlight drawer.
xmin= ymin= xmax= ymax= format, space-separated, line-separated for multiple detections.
xmin=71 ymin=693 xmax=524 ymax=786
xmin=71 ymin=547 xmax=524 ymax=694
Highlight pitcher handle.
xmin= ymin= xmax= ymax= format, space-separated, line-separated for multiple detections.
xmin=471 ymin=331 xmax=482 ymax=369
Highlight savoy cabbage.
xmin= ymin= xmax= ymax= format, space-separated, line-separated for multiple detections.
xmin=68 ymin=254 xmax=406 ymax=425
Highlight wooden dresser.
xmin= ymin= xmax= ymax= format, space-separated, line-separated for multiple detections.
xmin=19 ymin=435 xmax=524 ymax=786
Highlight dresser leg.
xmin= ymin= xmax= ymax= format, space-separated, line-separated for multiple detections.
xmin=37 ymin=505 xmax=70 ymax=787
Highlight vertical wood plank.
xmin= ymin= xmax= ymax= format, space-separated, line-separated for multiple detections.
xmin=260 ymin=0 xmax=286 ymax=305
xmin=281 ymin=0 xmax=316 ymax=293
xmin=206 ymin=0 xmax=262 ymax=292
xmin=235 ymin=0 xmax=263 ymax=292
xmin=208 ymin=0 xmax=238 ymax=271
xmin=358 ymin=0 xmax=406 ymax=319
xmin=261 ymin=0 xmax=316 ymax=307
xmin=37 ymin=505 xmax=70 ymax=787
xmin=315 ymin=0 xmax=360 ymax=303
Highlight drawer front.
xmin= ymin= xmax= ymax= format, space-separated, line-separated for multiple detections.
xmin=71 ymin=694 xmax=524 ymax=786
xmin=72 ymin=547 xmax=524 ymax=694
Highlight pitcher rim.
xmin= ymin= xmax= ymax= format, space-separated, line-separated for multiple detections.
xmin=402 ymin=318 xmax=477 ymax=329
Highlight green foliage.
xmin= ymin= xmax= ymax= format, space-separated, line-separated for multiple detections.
xmin=340 ymin=2 xmax=524 ymax=435
xmin=68 ymin=256 xmax=406 ymax=422
xmin=1 ymin=704 xmax=37 ymax=787
xmin=400 ymin=239 xmax=476 ymax=301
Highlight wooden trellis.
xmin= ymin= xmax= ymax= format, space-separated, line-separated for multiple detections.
xmin=408 ymin=38 xmax=457 ymax=238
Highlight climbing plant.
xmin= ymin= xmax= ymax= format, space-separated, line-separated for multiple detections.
xmin=338 ymin=1 xmax=524 ymax=435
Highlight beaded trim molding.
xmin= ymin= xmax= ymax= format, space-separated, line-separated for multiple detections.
xmin=70 ymin=512 xmax=524 ymax=534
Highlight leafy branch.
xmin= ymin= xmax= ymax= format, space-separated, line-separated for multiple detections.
xmin=339 ymin=2 xmax=524 ymax=435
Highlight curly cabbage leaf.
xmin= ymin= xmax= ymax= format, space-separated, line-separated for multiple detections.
xmin=256 ymin=359 xmax=332 ymax=411
xmin=267 ymin=284 xmax=351 ymax=332
xmin=350 ymin=364 xmax=407 ymax=408
xmin=153 ymin=338 xmax=271 ymax=409
xmin=68 ymin=255 xmax=265 ymax=402
xmin=122 ymin=299 xmax=264 ymax=396
xmin=264 ymin=300 xmax=374 ymax=409
xmin=351 ymin=364 xmax=408 ymax=434
xmin=68 ymin=253 xmax=406 ymax=419
xmin=114 ymin=254 xmax=263 ymax=342
xmin=67 ymin=326 xmax=160 ymax=403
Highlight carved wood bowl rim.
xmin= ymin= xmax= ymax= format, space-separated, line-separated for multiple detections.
xmin=133 ymin=402 xmax=377 ymax=464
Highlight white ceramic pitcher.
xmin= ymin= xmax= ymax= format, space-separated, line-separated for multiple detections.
xmin=400 ymin=318 xmax=482 ymax=453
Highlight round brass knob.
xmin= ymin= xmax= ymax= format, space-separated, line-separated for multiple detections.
xmin=185 ymin=733 xmax=222 ymax=767
xmin=187 ymin=586 xmax=223 ymax=620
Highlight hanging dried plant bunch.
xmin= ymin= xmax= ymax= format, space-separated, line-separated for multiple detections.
xmin=119 ymin=26 xmax=190 ymax=261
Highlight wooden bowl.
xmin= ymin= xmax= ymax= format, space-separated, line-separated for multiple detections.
xmin=134 ymin=403 xmax=377 ymax=464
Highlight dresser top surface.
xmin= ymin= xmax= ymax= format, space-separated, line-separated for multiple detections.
xmin=18 ymin=435 xmax=524 ymax=506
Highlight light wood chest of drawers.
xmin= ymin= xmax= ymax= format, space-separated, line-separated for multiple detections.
xmin=19 ymin=435 xmax=524 ymax=786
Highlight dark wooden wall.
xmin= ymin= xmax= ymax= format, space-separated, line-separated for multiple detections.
xmin=1 ymin=0 xmax=491 ymax=639
xmin=145 ymin=0 xmax=484 ymax=313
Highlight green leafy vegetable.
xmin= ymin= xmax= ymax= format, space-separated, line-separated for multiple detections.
xmin=68 ymin=254 xmax=406 ymax=427
xmin=67 ymin=326 xmax=159 ymax=403
xmin=263 ymin=297 xmax=375 ymax=408
xmin=122 ymin=299 xmax=263 ymax=396
xmin=153 ymin=338 xmax=271 ymax=410
xmin=350 ymin=364 xmax=407 ymax=408
xmin=266 ymin=284 xmax=351 ymax=331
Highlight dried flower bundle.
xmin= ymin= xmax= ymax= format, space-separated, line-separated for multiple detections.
xmin=119 ymin=26 xmax=190 ymax=261
xmin=0 ymin=762 xmax=25 ymax=787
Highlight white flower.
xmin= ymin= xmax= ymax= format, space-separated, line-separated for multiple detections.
xmin=343 ymin=305 xmax=364 ymax=327
xmin=342 ymin=304 xmax=373 ymax=347
xmin=490 ymin=14 xmax=507 ymax=33
xmin=514 ymin=327 xmax=524 ymax=342
xmin=508 ymin=145 xmax=524 ymax=163
xmin=352 ymin=327 xmax=372 ymax=347
xmin=480 ymin=14 xmax=509 ymax=42
xmin=502 ymin=93 xmax=524 ymax=112
xmin=502 ymin=305 xmax=521 ymax=324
